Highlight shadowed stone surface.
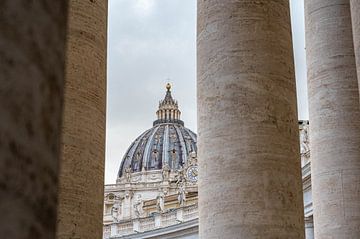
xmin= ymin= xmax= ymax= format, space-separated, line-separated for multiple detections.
xmin=0 ymin=1 xmax=68 ymax=238
xmin=305 ymin=1 xmax=360 ymax=238
xmin=197 ymin=1 xmax=304 ymax=238
xmin=350 ymin=0 xmax=360 ymax=96
xmin=56 ymin=0 xmax=108 ymax=238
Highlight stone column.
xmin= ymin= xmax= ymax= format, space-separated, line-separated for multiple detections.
xmin=56 ymin=0 xmax=108 ymax=238
xmin=197 ymin=1 xmax=304 ymax=238
xmin=0 ymin=1 xmax=68 ymax=238
xmin=350 ymin=0 xmax=360 ymax=94
xmin=305 ymin=0 xmax=360 ymax=238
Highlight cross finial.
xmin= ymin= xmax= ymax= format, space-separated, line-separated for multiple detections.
xmin=166 ymin=83 xmax=171 ymax=91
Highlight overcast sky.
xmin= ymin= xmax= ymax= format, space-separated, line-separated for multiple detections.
xmin=105 ymin=0 xmax=308 ymax=184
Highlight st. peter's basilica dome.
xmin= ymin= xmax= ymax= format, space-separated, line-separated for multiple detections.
xmin=118 ymin=83 xmax=197 ymax=178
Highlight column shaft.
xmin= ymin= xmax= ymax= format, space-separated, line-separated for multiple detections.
xmin=305 ymin=0 xmax=360 ymax=238
xmin=0 ymin=1 xmax=68 ymax=238
xmin=56 ymin=0 xmax=108 ymax=238
xmin=197 ymin=0 xmax=304 ymax=238
xmin=350 ymin=0 xmax=360 ymax=94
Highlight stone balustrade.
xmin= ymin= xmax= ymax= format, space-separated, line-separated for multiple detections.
xmin=103 ymin=204 xmax=198 ymax=238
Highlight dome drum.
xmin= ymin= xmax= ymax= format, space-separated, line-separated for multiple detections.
xmin=153 ymin=119 xmax=184 ymax=126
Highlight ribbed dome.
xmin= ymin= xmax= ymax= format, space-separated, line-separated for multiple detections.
xmin=118 ymin=84 xmax=197 ymax=178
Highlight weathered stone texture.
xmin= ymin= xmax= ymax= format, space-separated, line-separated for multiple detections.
xmin=0 ymin=1 xmax=68 ymax=238
xmin=56 ymin=0 xmax=108 ymax=238
xmin=350 ymin=0 xmax=360 ymax=97
xmin=197 ymin=0 xmax=304 ymax=238
xmin=305 ymin=0 xmax=360 ymax=238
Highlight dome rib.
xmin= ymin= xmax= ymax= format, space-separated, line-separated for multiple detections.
xmin=175 ymin=124 xmax=187 ymax=165
xmin=162 ymin=124 xmax=170 ymax=167
xmin=132 ymin=129 xmax=154 ymax=172
xmin=184 ymin=128 xmax=197 ymax=151
xmin=118 ymin=142 xmax=134 ymax=178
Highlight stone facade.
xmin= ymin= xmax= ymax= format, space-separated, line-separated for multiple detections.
xmin=103 ymin=181 xmax=199 ymax=239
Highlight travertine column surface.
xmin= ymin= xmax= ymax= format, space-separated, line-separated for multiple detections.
xmin=0 ymin=1 xmax=68 ymax=238
xmin=350 ymin=0 xmax=360 ymax=95
xmin=305 ymin=1 xmax=360 ymax=238
xmin=197 ymin=1 xmax=304 ymax=238
xmin=56 ymin=0 xmax=108 ymax=238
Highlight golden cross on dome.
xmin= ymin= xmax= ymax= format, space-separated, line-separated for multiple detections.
xmin=166 ymin=83 xmax=171 ymax=91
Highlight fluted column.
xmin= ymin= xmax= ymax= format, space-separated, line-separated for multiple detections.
xmin=305 ymin=1 xmax=360 ymax=238
xmin=56 ymin=0 xmax=108 ymax=238
xmin=0 ymin=1 xmax=68 ymax=238
xmin=197 ymin=1 xmax=304 ymax=238
xmin=350 ymin=0 xmax=360 ymax=94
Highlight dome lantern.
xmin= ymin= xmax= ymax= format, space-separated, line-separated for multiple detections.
xmin=153 ymin=83 xmax=183 ymax=126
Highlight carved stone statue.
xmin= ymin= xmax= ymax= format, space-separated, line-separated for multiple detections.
xmin=175 ymin=166 xmax=185 ymax=184
xmin=162 ymin=164 xmax=170 ymax=181
xmin=111 ymin=202 xmax=120 ymax=222
xmin=134 ymin=195 xmax=144 ymax=217
xmin=156 ymin=192 xmax=165 ymax=212
xmin=300 ymin=122 xmax=310 ymax=155
xmin=177 ymin=182 xmax=186 ymax=206
xmin=188 ymin=151 xmax=197 ymax=165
